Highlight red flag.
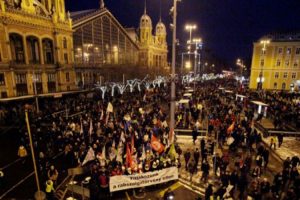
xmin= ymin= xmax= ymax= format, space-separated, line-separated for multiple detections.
xmin=227 ymin=122 xmax=235 ymax=134
xmin=126 ymin=144 xmax=132 ymax=168
xmin=151 ymin=134 xmax=165 ymax=154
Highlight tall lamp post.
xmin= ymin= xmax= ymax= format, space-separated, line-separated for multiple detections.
xmin=170 ymin=0 xmax=180 ymax=132
xmin=192 ymin=38 xmax=202 ymax=75
xmin=236 ymin=58 xmax=246 ymax=77
xmin=185 ymin=24 xmax=196 ymax=72
xmin=258 ymin=39 xmax=270 ymax=90
xmin=25 ymin=105 xmax=45 ymax=200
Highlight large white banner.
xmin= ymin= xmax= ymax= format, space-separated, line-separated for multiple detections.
xmin=109 ymin=167 xmax=179 ymax=192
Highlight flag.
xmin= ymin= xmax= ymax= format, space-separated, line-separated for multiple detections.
xmin=168 ymin=129 xmax=175 ymax=147
xmin=89 ymin=119 xmax=93 ymax=135
xmin=151 ymin=134 xmax=165 ymax=154
xmin=107 ymin=102 xmax=113 ymax=113
xmin=126 ymin=144 xmax=132 ymax=168
xmin=102 ymin=145 xmax=106 ymax=160
xmin=82 ymin=147 xmax=95 ymax=166
xmin=168 ymin=144 xmax=178 ymax=160
xmin=116 ymin=142 xmax=124 ymax=163
xmin=80 ymin=120 xmax=83 ymax=135
xmin=120 ymin=131 xmax=126 ymax=143
xmin=141 ymin=145 xmax=146 ymax=161
xmin=109 ymin=147 xmax=116 ymax=161
xmin=227 ymin=122 xmax=235 ymax=134
xmin=100 ymin=109 xmax=104 ymax=121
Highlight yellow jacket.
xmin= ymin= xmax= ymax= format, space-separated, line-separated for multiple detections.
xmin=18 ymin=146 xmax=27 ymax=158
xmin=45 ymin=180 xmax=54 ymax=193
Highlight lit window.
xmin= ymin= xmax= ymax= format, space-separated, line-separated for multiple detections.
xmin=283 ymin=72 xmax=288 ymax=78
xmin=276 ymin=60 xmax=281 ymax=66
xmin=285 ymin=60 xmax=290 ymax=67
xmin=282 ymin=82 xmax=286 ymax=90
xmin=66 ymin=72 xmax=70 ymax=82
xmin=0 ymin=73 xmax=5 ymax=86
xmin=292 ymin=72 xmax=297 ymax=79
xmin=63 ymin=38 xmax=67 ymax=49
xmin=287 ymin=48 xmax=291 ymax=55
xmin=64 ymin=53 xmax=68 ymax=64
xmin=274 ymin=72 xmax=279 ymax=79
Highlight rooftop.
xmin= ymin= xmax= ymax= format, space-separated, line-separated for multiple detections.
xmin=260 ymin=31 xmax=300 ymax=42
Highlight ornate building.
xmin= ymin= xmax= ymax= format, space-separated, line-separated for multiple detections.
xmin=249 ymin=32 xmax=300 ymax=91
xmin=71 ymin=5 xmax=139 ymax=87
xmin=0 ymin=0 xmax=169 ymax=99
xmin=138 ymin=4 xmax=168 ymax=75
xmin=0 ymin=0 xmax=76 ymax=98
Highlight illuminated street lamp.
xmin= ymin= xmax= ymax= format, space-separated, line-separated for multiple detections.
xmin=185 ymin=24 xmax=197 ymax=71
xmin=236 ymin=58 xmax=246 ymax=76
xmin=258 ymin=39 xmax=270 ymax=90
xmin=169 ymin=0 xmax=180 ymax=133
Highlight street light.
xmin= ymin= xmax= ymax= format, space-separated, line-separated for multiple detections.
xmin=185 ymin=24 xmax=197 ymax=73
xmin=258 ymin=39 xmax=270 ymax=90
xmin=236 ymin=58 xmax=245 ymax=76
xmin=170 ymin=0 xmax=180 ymax=133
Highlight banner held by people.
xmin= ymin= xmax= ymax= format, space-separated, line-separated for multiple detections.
xmin=109 ymin=167 xmax=178 ymax=192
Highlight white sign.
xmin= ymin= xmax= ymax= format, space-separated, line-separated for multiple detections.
xmin=109 ymin=167 xmax=178 ymax=192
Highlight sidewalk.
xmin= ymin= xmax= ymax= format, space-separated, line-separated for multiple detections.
xmin=262 ymin=137 xmax=300 ymax=161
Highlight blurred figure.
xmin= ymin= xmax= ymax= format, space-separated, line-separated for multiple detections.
xmin=45 ymin=179 xmax=55 ymax=200
xmin=18 ymin=145 xmax=28 ymax=164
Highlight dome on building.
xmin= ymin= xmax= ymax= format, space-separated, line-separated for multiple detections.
xmin=140 ymin=13 xmax=152 ymax=28
xmin=155 ymin=20 xmax=166 ymax=35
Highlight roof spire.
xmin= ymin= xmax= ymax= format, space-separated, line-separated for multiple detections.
xmin=144 ymin=0 xmax=147 ymax=14
xmin=100 ymin=0 xmax=105 ymax=9
xmin=159 ymin=0 xmax=162 ymax=22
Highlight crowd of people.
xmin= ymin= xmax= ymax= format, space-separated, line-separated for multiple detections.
xmin=15 ymin=85 xmax=185 ymax=199
xmin=2 ymin=77 xmax=300 ymax=200
xmin=175 ymin=81 xmax=300 ymax=200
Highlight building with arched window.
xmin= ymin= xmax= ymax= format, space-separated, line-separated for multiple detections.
xmin=0 ymin=0 xmax=75 ymax=98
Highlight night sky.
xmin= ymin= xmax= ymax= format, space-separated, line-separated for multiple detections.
xmin=66 ymin=0 xmax=300 ymax=67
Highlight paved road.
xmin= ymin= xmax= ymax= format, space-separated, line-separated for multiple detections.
xmin=0 ymin=126 xmax=67 ymax=199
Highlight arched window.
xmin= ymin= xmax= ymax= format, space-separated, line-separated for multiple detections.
xmin=9 ymin=33 xmax=25 ymax=63
xmin=26 ymin=36 xmax=40 ymax=64
xmin=282 ymin=82 xmax=286 ymax=90
xmin=42 ymin=38 xmax=54 ymax=64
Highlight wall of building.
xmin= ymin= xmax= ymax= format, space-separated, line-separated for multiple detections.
xmin=0 ymin=0 xmax=76 ymax=98
xmin=250 ymin=41 xmax=300 ymax=91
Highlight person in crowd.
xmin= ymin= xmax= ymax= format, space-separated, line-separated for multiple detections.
xmin=278 ymin=134 xmax=283 ymax=148
xmin=45 ymin=179 xmax=55 ymax=200
xmin=47 ymin=165 xmax=59 ymax=186
xmin=201 ymin=159 xmax=210 ymax=183
xmin=18 ymin=145 xmax=28 ymax=164
xmin=204 ymin=184 xmax=213 ymax=200
xmin=194 ymin=148 xmax=200 ymax=172
xmin=184 ymin=150 xmax=191 ymax=171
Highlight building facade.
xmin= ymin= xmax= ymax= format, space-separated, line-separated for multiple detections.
xmin=137 ymin=7 xmax=168 ymax=76
xmin=249 ymin=32 xmax=300 ymax=91
xmin=71 ymin=7 xmax=140 ymax=87
xmin=0 ymin=0 xmax=76 ymax=98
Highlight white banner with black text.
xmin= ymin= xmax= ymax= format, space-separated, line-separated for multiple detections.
xmin=109 ymin=167 xmax=179 ymax=192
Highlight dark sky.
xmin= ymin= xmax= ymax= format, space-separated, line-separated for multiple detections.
xmin=66 ymin=0 xmax=300 ymax=66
